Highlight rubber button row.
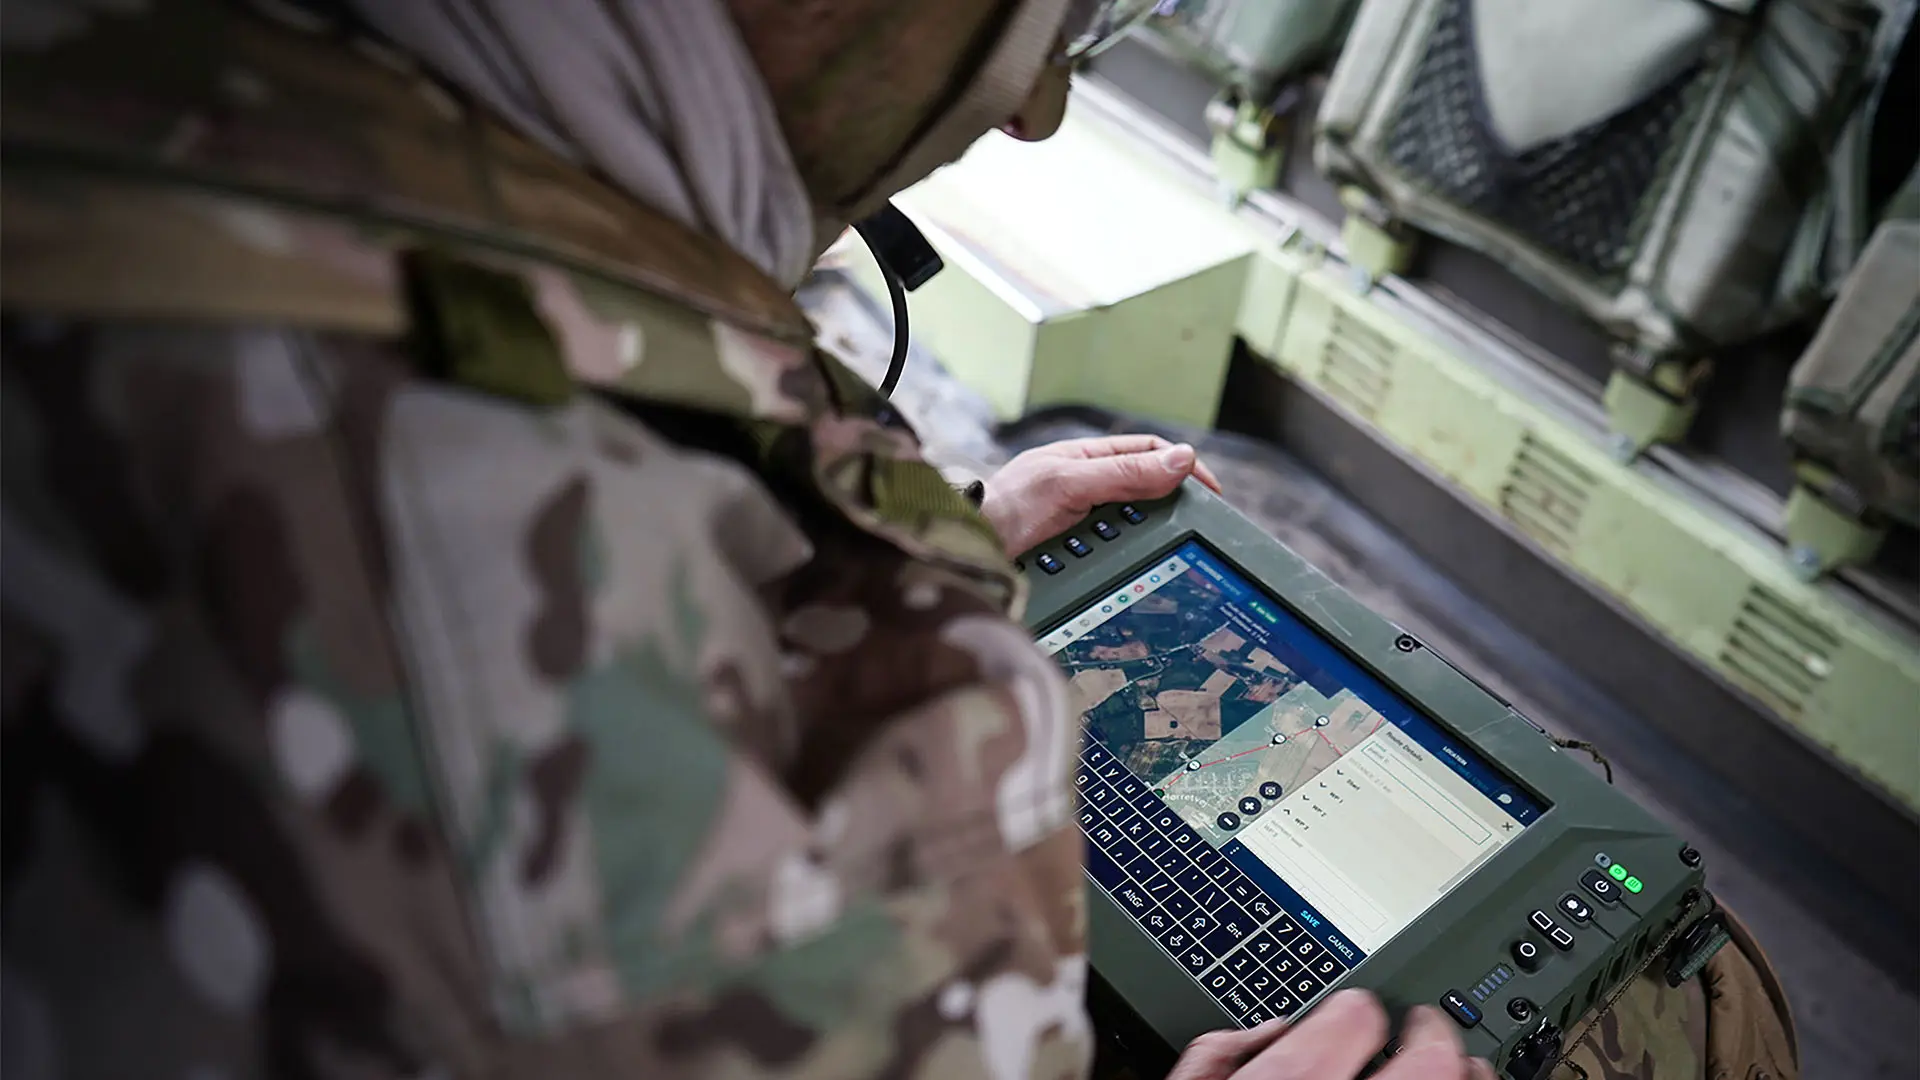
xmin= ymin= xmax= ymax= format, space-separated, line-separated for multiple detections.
xmin=1032 ymin=505 xmax=1146 ymax=574
xmin=1468 ymin=862 xmax=1634 ymax=1030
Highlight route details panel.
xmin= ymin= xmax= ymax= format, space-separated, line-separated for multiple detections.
xmin=1045 ymin=540 xmax=1546 ymax=1024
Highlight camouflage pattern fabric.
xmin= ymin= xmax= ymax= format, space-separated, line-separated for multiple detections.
xmin=1 ymin=309 xmax=1088 ymax=1080
xmin=0 ymin=2 xmax=1791 ymax=1079
xmin=1554 ymin=972 xmax=1710 ymax=1080
xmin=1552 ymin=908 xmax=1799 ymax=1080
xmin=4 ymin=4 xmax=1082 ymax=1078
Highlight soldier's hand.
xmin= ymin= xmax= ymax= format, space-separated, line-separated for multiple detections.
xmin=979 ymin=434 xmax=1222 ymax=556
xmin=1165 ymin=990 xmax=1498 ymax=1080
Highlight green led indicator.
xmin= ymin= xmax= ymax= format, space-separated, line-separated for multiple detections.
xmin=1609 ymin=863 xmax=1629 ymax=882
xmin=1624 ymin=876 xmax=1643 ymax=894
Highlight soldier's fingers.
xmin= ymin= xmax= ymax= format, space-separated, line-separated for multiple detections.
xmin=1191 ymin=455 xmax=1224 ymax=493
xmin=1373 ymin=1006 xmax=1470 ymax=1080
xmin=1060 ymin=434 xmax=1222 ymax=493
xmin=1022 ymin=435 xmax=1223 ymax=494
xmin=1236 ymin=989 xmax=1389 ymax=1079
xmin=1468 ymin=1056 xmax=1498 ymax=1080
xmin=1166 ymin=1018 xmax=1291 ymax=1080
xmin=1055 ymin=443 xmax=1197 ymax=508
xmin=1044 ymin=434 xmax=1173 ymax=460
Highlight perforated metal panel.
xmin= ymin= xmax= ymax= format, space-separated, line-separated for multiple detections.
xmin=1718 ymin=585 xmax=1838 ymax=720
xmin=1319 ymin=305 xmax=1398 ymax=418
xmin=1500 ymin=432 xmax=1596 ymax=555
xmin=1265 ymin=251 xmax=1920 ymax=812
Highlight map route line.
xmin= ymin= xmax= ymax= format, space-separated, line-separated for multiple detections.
xmin=1160 ymin=742 xmax=1276 ymax=788
xmin=1310 ymin=716 xmax=1385 ymax=755
xmin=1160 ymin=714 xmax=1389 ymax=796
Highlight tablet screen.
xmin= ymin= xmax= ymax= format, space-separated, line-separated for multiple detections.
xmin=1046 ymin=540 xmax=1545 ymax=1010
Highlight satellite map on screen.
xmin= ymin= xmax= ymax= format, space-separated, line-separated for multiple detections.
xmin=1052 ymin=556 xmax=1385 ymax=845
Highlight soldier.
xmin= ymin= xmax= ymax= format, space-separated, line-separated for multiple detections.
xmin=0 ymin=1 xmax=1794 ymax=1079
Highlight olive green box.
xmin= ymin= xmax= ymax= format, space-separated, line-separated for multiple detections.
xmin=845 ymin=104 xmax=1255 ymax=429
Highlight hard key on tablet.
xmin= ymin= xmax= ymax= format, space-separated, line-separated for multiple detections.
xmin=1084 ymin=844 xmax=1127 ymax=893
xmin=1264 ymin=986 xmax=1302 ymax=1018
xmin=1112 ymin=884 xmax=1152 ymax=917
xmin=1124 ymin=853 xmax=1159 ymax=883
xmin=1140 ymin=872 xmax=1178 ymax=901
xmin=1216 ymin=983 xmax=1256 ymax=1019
xmin=1244 ymin=931 xmax=1285 ymax=963
xmin=1174 ymin=865 xmax=1210 ymax=895
xmin=1240 ymin=966 xmax=1281 ymax=1003
xmin=1155 ymin=846 xmax=1193 ymax=877
xmin=1224 ymin=950 xmax=1260 ymax=979
xmin=1244 ymin=894 xmax=1281 ymax=924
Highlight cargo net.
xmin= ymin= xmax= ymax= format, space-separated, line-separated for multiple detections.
xmin=1384 ymin=0 xmax=1707 ymax=281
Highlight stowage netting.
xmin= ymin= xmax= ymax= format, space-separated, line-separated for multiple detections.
xmin=1383 ymin=0 xmax=1708 ymax=282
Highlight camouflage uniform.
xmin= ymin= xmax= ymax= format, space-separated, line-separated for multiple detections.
xmin=0 ymin=3 xmax=1793 ymax=1079
xmin=4 ymin=4 xmax=1085 ymax=1078
xmin=1551 ymin=909 xmax=1797 ymax=1080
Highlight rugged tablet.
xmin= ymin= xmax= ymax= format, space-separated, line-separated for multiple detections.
xmin=1020 ymin=479 xmax=1706 ymax=1077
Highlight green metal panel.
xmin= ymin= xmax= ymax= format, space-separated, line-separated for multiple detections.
xmin=1782 ymin=484 xmax=1891 ymax=576
xmin=1255 ymin=247 xmax=1920 ymax=811
xmin=1027 ymin=309 xmax=1101 ymax=414
xmin=1279 ymin=266 xmax=1527 ymax=503
xmin=1233 ymin=242 xmax=1301 ymax=356
xmin=1815 ymin=629 xmax=1917 ymax=773
xmin=844 ymin=240 xmax=1036 ymax=418
xmin=1025 ymin=260 xmax=1251 ymax=427
xmin=856 ymin=103 xmax=1257 ymax=428
xmin=1384 ymin=353 xmax=1529 ymax=507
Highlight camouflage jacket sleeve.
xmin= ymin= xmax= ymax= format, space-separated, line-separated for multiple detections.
xmin=0 ymin=319 xmax=1091 ymax=1080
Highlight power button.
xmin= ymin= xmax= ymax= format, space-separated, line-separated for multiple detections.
xmin=1580 ymin=868 xmax=1622 ymax=906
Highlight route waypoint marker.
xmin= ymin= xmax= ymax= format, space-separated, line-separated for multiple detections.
xmin=1186 ymin=760 xmax=1201 ymax=771
xmin=1271 ymin=733 xmax=1287 ymax=745
xmin=1314 ymin=715 xmax=1330 ymax=727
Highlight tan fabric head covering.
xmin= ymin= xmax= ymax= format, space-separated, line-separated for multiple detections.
xmin=827 ymin=0 xmax=1072 ymax=223
xmin=346 ymin=0 xmax=1072 ymax=287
